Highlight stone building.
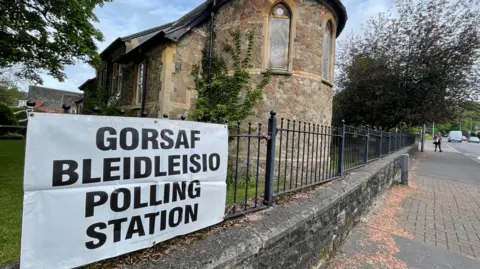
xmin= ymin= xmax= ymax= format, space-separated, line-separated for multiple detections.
xmin=79 ymin=0 xmax=347 ymax=124
xmin=27 ymin=86 xmax=83 ymax=114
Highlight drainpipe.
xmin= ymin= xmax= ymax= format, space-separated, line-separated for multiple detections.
xmin=207 ymin=0 xmax=217 ymax=82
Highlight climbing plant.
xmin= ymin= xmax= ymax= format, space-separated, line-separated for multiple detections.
xmin=190 ymin=30 xmax=271 ymax=124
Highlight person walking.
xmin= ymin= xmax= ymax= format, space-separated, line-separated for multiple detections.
xmin=434 ymin=132 xmax=443 ymax=152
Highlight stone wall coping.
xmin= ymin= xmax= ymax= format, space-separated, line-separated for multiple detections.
xmin=127 ymin=145 xmax=416 ymax=269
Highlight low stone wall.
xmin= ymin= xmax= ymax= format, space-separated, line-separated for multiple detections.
xmin=2 ymin=146 xmax=417 ymax=269
xmin=125 ymin=145 xmax=417 ymax=269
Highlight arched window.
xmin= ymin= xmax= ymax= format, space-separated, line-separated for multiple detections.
xmin=323 ymin=21 xmax=333 ymax=79
xmin=268 ymin=4 xmax=291 ymax=70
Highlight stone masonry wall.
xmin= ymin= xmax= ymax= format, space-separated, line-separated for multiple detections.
xmin=145 ymin=45 xmax=164 ymax=116
xmin=116 ymin=45 xmax=164 ymax=116
xmin=166 ymin=25 xmax=207 ymax=119
xmin=125 ymin=145 xmax=418 ymax=269
xmin=118 ymin=63 xmax=134 ymax=107
xmin=214 ymin=0 xmax=336 ymax=125
xmin=1 ymin=145 xmax=416 ymax=269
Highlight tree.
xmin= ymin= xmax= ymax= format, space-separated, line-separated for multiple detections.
xmin=0 ymin=0 xmax=112 ymax=84
xmin=0 ymin=82 xmax=25 ymax=106
xmin=189 ymin=30 xmax=271 ymax=124
xmin=333 ymin=0 xmax=480 ymax=130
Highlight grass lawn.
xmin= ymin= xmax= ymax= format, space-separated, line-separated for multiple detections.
xmin=226 ymin=184 xmax=264 ymax=205
xmin=0 ymin=140 xmax=25 ymax=266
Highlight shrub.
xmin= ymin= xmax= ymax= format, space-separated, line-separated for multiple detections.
xmin=0 ymin=102 xmax=18 ymax=126
xmin=0 ymin=132 xmax=24 ymax=140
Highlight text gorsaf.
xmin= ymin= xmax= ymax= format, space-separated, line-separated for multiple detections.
xmin=51 ymin=126 xmax=221 ymax=250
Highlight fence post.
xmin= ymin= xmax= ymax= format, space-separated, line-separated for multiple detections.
xmin=379 ymin=130 xmax=383 ymax=156
xmin=338 ymin=120 xmax=345 ymax=177
xmin=27 ymin=100 xmax=36 ymax=113
xmin=364 ymin=127 xmax=369 ymax=163
xmin=400 ymin=154 xmax=409 ymax=185
xmin=388 ymin=132 xmax=391 ymax=153
xmin=62 ymin=104 xmax=71 ymax=114
xmin=395 ymin=130 xmax=398 ymax=150
xmin=264 ymin=111 xmax=277 ymax=206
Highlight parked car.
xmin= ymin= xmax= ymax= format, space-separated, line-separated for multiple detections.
xmin=448 ymin=130 xmax=463 ymax=142
xmin=462 ymin=136 xmax=468 ymax=141
xmin=468 ymin=136 xmax=480 ymax=143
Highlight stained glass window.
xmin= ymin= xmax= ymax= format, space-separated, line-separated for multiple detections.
xmin=269 ymin=4 xmax=291 ymax=70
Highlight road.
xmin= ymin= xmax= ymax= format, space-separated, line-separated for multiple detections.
xmin=419 ymin=141 xmax=480 ymax=185
xmin=444 ymin=140 xmax=480 ymax=163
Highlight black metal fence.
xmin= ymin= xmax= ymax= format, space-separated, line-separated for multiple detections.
xmin=225 ymin=112 xmax=417 ymax=218
xmin=0 ymin=103 xmax=417 ymax=219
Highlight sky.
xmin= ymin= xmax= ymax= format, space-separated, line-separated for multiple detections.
xmin=38 ymin=0 xmax=396 ymax=92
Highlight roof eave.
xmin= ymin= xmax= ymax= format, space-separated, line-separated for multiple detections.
xmin=99 ymin=38 xmax=123 ymax=58
xmin=327 ymin=0 xmax=348 ymax=37
xmin=117 ymin=32 xmax=168 ymax=63
xmin=78 ymin=78 xmax=95 ymax=91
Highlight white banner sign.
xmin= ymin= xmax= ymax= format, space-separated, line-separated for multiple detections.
xmin=21 ymin=113 xmax=228 ymax=269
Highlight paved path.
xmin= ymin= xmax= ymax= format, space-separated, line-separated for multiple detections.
xmin=328 ymin=143 xmax=480 ymax=268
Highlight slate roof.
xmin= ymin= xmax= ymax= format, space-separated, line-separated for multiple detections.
xmin=28 ymin=86 xmax=83 ymax=107
xmin=101 ymin=0 xmax=347 ymax=60
xmin=78 ymin=78 xmax=96 ymax=91
xmin=100 ymin=1 xmax=211 ymax=58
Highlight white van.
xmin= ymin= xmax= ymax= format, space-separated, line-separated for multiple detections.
xmin=448 ymin=130 xmax=463 ymax=143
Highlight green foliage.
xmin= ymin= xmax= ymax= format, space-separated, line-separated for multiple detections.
xmin=190 ymin=30 xmax=271 ymax=125
xmin=398 ymin=126 xmax=420 ymax=134
xmin=0 ymin=83 xmax=25 ymax=106
xmin=319 ymin=248 xmax=329 ymax=260
xmin=0 ymin=133 xmax=24 ymax=140
xmin=10 ymin=106 xmax=27 ymax=113
xmin=0 ymin=0 xmax=113 ymax=84
xmin=0 ymin=102 xmax=18 ymax=126
xmin=81 ymin=97 xmax=122 ymax=116
xmin=334 ymin=0 xmax=480 ymax=129
xmin=226 ymin=169 xmax=257 ymax=190
xmin=425 ymin=101 xmax=480 ymax=136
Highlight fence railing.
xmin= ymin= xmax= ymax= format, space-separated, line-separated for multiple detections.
xmin=0 ymin=102 xmax=417 ymax=219
xmin=225 ymin=112 xmax=417 ymax=218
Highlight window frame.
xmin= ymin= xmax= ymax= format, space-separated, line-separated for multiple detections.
xmin=267 ymin=4 xmax=291 ymax=71
xmin=262 ymin=1 xmax=297 ymax=75
xmin=321 ymin=20 xmax=336 ymax=84
xmin=111 ymin=63 xmax=118 ymax=94
xmin=135 ymin=62 xmax=145 ymax=105
xmin=117 ymin=64 xmax=123 ymax=97
xmin=101 ymin=68 xmax=107 ymax=90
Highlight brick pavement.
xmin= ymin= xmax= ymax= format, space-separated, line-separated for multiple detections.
xmin=398 ymin=167 xmax=480 ymax=259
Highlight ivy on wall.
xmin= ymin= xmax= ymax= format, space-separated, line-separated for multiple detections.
xmin=189 ymin=30 xmax=271 ymax=124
